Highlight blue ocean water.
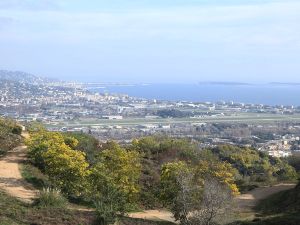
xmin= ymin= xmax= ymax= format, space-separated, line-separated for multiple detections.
xmin=89 ymin=83 xmax=300 ymax=106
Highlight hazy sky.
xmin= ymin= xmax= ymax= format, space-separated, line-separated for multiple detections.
xmin=0 ymin=0 xmax=299 ymax=83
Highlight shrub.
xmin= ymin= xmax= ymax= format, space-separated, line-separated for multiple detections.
xmin=11 ymin=125 xmax=22 ymax=135
xmin=35 ymin=188 xmax=67 ymax=209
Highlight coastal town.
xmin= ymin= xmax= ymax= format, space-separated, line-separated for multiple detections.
xmin=1 ymin=70 xmax=300 ymax=158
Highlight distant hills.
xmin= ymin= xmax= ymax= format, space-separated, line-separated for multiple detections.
xmin=0 ymin=70 xmax=57 ymax=84
xmin=0 ymin=70 xmax=64 ymax=100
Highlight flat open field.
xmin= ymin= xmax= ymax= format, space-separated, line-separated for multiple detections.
xmin=47 ymin=113 xmax=300 ymax=128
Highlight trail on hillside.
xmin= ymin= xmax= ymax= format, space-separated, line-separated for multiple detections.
xmin=129 ymin=210 xmax=176 ymax=223
xmin=0 ymin=145 xmax=38 ymax=203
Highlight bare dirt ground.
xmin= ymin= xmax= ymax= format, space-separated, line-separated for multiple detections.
xmin=0 ymin=145 xmax=38 ymax=203
xmin=129 ymin=210 xmax=176 ymax=223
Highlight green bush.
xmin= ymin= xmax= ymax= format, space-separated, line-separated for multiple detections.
xmin=210 ymin=145 xmax=298 ymax=184
xmin=35 ymin=188 xmax=67 ymax=209
xmin=0 ymin=119 xmax=22 ymax=153
xmin=11 ymin=125 xmax=22 ymax=135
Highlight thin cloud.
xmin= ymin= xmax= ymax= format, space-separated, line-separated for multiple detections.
xmin=0 ymin=0 xmax=299 ymax=83
xmin=2 ymin=1 xmax=298 ymax=45
xmin=0 ymin=0 xmax=60 ymax=11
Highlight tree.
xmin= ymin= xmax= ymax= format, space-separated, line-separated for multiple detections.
xmin=173 ymin=168 xmax=201 ymax=225
xmin=91 ymin=172 xmax=129 ymax=225
xmin=160 ymin=162 xmax=192 ymax=205
xmin=160 ymin=161 xmax=210 ymax=224
xmin=89 ymin=142 xmax=141 ymax=224
xmin=63 ymin=136 xmax=79 ymax=149
xmin=210 ymin=145 xmax=298 ymax=185
xmin=26 ymin=130 xmax=90 ymax=195
xmin=43 ymin=144 xmax=89 ymax=195
xmin=196 ymin=160 xmax=239 ymax=195
xmin=189 ymin=179 xmax=234 ymax=225
xmin=26 ymin=131 xmax=66 ymax=170
xmin=160 ymin=161 xmax=238 ymax=225
xmin=62 ymin=132 xmax=100 ymax=164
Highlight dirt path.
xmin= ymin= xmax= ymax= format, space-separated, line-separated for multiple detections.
xmin=0 ymin=145 xmax=38 ymax=203
xmin=236 ymin=183 xmax=296 ymax=211
xmin=129 ymin=210 xmax=176 ymax=223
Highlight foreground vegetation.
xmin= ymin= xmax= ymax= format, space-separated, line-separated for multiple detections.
xmin=0 ymin=190 xmax=96 ymax=225
xmin=0 ymin=120 xmax=298 ymax=224
xmin=0 ymin=189 xmax=175 ymax=225
xmin=20 ymin=123 xmax=298 ymax=225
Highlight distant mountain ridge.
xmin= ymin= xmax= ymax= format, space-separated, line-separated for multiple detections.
xmin=0 ymin=70 xmax=57 ymax=84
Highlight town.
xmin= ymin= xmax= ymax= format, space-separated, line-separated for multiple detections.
xmin=1 ymin=70 xmax=300 ymax=158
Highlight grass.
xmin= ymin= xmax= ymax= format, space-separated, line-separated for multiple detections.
xmin=0 ymin=190 xmax=177 ymax=225
xmin=232 ymin=184 xmax=300 ymax=225
xmin=35 ymin=188 xmax=67 ymax=209
xmin=255 ymin=184 xmax=300 ymax=214
xmin=0 ymin=190 xmax=97 ymax=225
xmin=0 ymin=191 xmax=26 ymax=225
xmin=20 ymin=162 xmax=49 ymax=190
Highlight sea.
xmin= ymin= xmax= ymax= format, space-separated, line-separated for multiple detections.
xmin=87 ymin=83 xmax=300 ymax=106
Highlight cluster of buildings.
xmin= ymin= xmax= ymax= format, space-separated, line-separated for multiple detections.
xmin=1 ymin=73 xmax=300 ymax=158
xmin=259 ymin=134 xmax=300 ymax=158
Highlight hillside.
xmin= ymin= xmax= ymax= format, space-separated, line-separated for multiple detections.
xmin=0 ymin=122 xmax=298 ymax=225
xmin=233 ymin=182 xmax=300 ymax=225
xmin=0 ymin=70 xmax=56 ymax=84
xmin=257 ymin=182 xmax=300 ymax=213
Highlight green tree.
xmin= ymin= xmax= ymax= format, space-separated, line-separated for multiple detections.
xmin=210 ymin=145 xmax=298 ymax=185
xmin=43 ymin=144 xmax=89 ymax=195
xmin=63 ymin=132 xmax=100 ymax=164
xmin=27 ymin=131 xmax=89 ymax=195
xmin=196 ymin=160 xmax=239 ymax=195
xmin=160 ymin=160 xmax=238 ymax=224
xmin=89 ymin=142 xmax=141 ymax=224
xmin=26 ymin=131 xmax=65 ymax=170
xmin=160 ymin=161 xmax=199 ymax=224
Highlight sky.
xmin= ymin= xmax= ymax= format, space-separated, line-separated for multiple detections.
xmin=0 ymin=0 xmax=299 ymax=83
